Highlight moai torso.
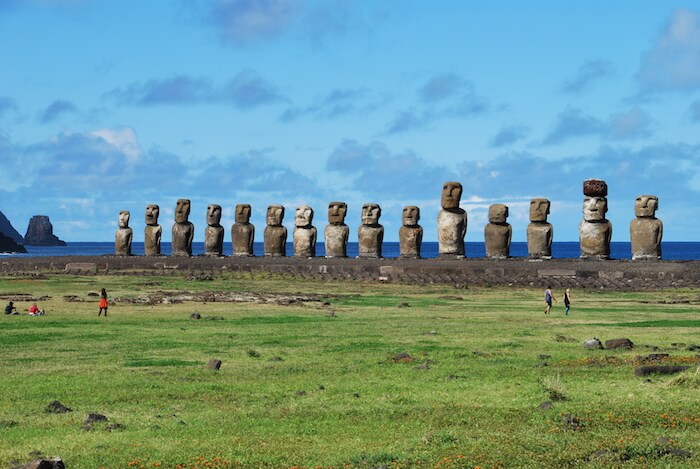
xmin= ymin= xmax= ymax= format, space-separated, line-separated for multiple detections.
xmin=484 ymin=204 xmax=511 ymax=259
xmin=204 ymin=204 xmax=224 ymax=257
xmin=324 ymin=202 xmax=349 ymax=258
xmin=115 ymin=211 xmax=133 ymax=256
xmin=630 ymin=195 xmax=662 ymax=260
xmin=437 ymin=181 xmax=467 ymax=257
xmin=293 ymin=205 xmax=317 ymax=257
xmin=527 ymin=198 xmax=553 ymax=259
xmin=399 ymin=206 xmax=423 ymax=258
xmin=579 ymin=180 xmax=612 ymax=259
xmin=232 ymin=204 xmax=254 ymax=256
xmin=172 ymin=199 xmax=194 ymax=257
xmin=264 ymin=205 xmax=287 ymax=256
xmin=358 ymin=203 xmax=383 ymax=258
xmin=144 ymin=204 xmax=162 ymax=256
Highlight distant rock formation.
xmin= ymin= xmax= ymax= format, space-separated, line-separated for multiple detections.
xmin=24 ymin=215 xmax=67 ymax=246
xmin=0 ymin=210 xmax=24 ymax=243
xmin=0 ymin=232 xmax=27 ymax=253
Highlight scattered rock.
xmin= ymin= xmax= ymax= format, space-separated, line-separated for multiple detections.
xmin=392 ymin=352 xmax=413 ymax=363
xmin=605 ymin=338 xmax=634 ymax=350
xmin=397 ymin=302 xmax=410 ymax=308
xmin=561 ymin=413 xmax=582 ymax=430
xmin=11 ymin=458 xmax=65 ymax=469
xmin=45 ymin=401 xmax=71 ymax=414
xmin=583 ymin=338 xmax=603 ymax=350
xmin=247 ymin=349 xmax=260 ymax=358
xmin=634 ymin=365 xmax=690 ymax=377
xmin=207 ymin=359 xmax=222 ymax=370
xmin=538 ymin=401 xmax=554 ymax=410
xmin=190 ymin=312 xmax=201 ymax=320
xmin=686 ymin=344 xmax=700 ymax=351
xmin=83 ymin=413 xmax=108 ymax=425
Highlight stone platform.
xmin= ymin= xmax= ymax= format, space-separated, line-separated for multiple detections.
xmin=1 ymin=255 xmax=698 ymax=291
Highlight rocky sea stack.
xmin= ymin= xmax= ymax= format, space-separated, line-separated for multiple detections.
xmin=24 ymin=215 xmax=67 ymax=246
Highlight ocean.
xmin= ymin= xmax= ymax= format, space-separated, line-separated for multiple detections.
xmin=6 ymin=241 xmax=700 ymax=260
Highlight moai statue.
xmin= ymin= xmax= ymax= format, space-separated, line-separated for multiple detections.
xmin=172 ymin=198 xmax=194 ymax=257
xmin=293 ymin=205 xmax=317 ymax=257
xmin=630 ymin=195 xmax=662 ymax=260
xmin=399 ymin=205 xmax=423 ymax=258
xmin=437 ymin=181 xmax=467 ymax=258
xmin=115 ymin=210 xmax=133 ymax=256
xmin=484 ymin=204 xmax=511 ymax=259
xmin=579 ymin=179 xmax=612 ymax=259
xmin=144 ymin=204 xmax=162 ymax=256
xmin=231 ymin=204 xmax=254 ymax=257
xmin=264 ymin=205 xmax=287 ymax=256
xmin=358 ymin=203 xmax=383 ymax=258
xmin=527 ymin=198 xmax=553 ymax=259
xmin=204 ymin=204 xmax=224 ymax=257
xmin=324 ymin=201 xmax=349 ymax=258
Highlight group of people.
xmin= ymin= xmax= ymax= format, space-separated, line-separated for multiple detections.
xmin=543 ymin=287 xmax=572 ymax=316
xmin=4 ymin=301 xmax=45 ymax=316
xmin=3 ymin=288 xmax=109 ymax=317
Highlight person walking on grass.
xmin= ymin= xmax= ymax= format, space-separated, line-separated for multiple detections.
xmin=564 ymin=288 xmax=572 ymax=316
xmin=544 ymin=286 xmax=556 ymax=315
xmin=98 ymin=288 xmax=108 ymax=317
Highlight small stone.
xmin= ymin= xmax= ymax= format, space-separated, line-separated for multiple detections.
xmin=207 ymin=359 xmax=222 ymax=370
xmin=634 ymin=365 xmax=690 ymax=377
xmin=538 ymin=401 xmax=554 ymax=410
xmin=605 ymin=338 xmax=634 ymax=350
xmin=190 ymin=313 xmax=201 ymax=320
xmin=84 ymin=413 xmax=108 ymax=425
xmin=45 ymin=401 xmax=72 ymax=414
xmin=392 ymin=352 xmax=413 ymax=363
xmin=583 ymin=338 xmax=603 ymax=350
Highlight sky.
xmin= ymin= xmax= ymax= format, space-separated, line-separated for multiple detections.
xmin=2 ymin=0 xmax=700 ymax=244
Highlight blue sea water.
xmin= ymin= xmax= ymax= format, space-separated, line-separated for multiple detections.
xmin=6 ymin=241 xmax=700 ymax=260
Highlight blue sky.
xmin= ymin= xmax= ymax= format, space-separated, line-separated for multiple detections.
xmin=2 ymin=0 xmax=700 ymax=243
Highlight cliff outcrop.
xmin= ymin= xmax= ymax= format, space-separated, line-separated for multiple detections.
xmin=24 ymin=215 xmax=67 ymax=246
xmin=0 ymin=210 xmax=24 ymax=243
xmin=0 ymin=232 xmax=27 ymax=253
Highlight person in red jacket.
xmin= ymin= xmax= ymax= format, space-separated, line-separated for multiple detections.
xmin=98 ymin=288 xmax=108 ymax=317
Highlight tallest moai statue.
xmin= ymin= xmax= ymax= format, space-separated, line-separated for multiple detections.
xmin=437 ymin=181 xmax=467 ymax=258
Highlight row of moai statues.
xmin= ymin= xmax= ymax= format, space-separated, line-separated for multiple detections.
xmin=114 ymin=179 xmax=662 ymax=260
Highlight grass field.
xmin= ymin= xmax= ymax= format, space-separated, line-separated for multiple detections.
xmin=1 ymin=273 xmax=699 ymax=468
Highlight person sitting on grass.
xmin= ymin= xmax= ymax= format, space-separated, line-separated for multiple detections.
xmin=28 ymin=303 xmax=45 ymax=316
xmin=4 ymin=301 xmax=18 ymax=315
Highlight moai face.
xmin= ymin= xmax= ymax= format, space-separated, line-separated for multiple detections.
xmin=583 ymin=196 xmax=608 ymax=222
xmin=235 ymin=204 xmax=251 ymax=223
xmin=402 ymin=206 xmax=420 ymax=226
xmin=489 ymin=204 xmax=508 ymax=224
xmin=361 ymin=203 xmax=381 ymax=225
xmin=295 ymin=205 xmax=314 ymax=227
xmin=328 ymin=202 xmax=347 ymax=225
xmin=118 ymin=211 xmax=130 ymax=228
xmin=267 ymin=205 xmax=284 ymax=226
xmin=529 ymin=198 xmax=550 ymax=222
xmin=441 ymin=181 xmax=463 ymax=210
xmin=175 ymin=199 xmax=191 ymax=223
xmin=635 ymin=195 xmax=658 ymax=218
xmin=207 ymin=204 xmax=222 ymax=226
xmin=145 ymin=204 xmax=160 ymax=226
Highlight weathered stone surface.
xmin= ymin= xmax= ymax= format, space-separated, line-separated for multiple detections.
xmin=635 ymin=365 xmax=690 ymax=376
xmin=324 ymin=202 xmax=348 ymax=258
xmin=527 ymin=198 xmax=552 ymax=258
xmin=204 ymin=204 xmax=224 ymax=257
xmin=264 ymin=205 xmax=287 ymax=256
xmin=293 ymin=205 xmax=316 ymax=257
xmin=583 ymin=338 xmax=603 ymax=349
xmin=583 ymin=179 xmax=608 ymax=197
xmin=84 ymin=413 xmax=108 ymax=424
xmin=24 ymin=215 xmax=66 ymax=246
xmin=437 ymin=181 xmax=467 ymax=258
xmin=485 ymin=204 xmax=511 ymax=259
xmin=171 ymin=199 xmax=194 ymax=257
xmin=45 ymin=400 xmax=72 ymax=413
xmin=630 ymin=195 xmax=662 ymax=260
xmin=605 ymin=338 xmax=634 ymax=349
xmin=12 ymin=458 xmax=65 ymax=469
xmin=231 ymin=204 xmax=254 ymax=256
xmin=114 ymin=210 xmax=133 ymax=256
xmin=580 ymin=195 xmax=612 ymax=259
xmin=358 ymin=203 xmax=383 ymax=258
xmin=399 ymin=205 xmax=422 ymax=258
xmin=144 ymin=204 xmax=162 ymax=256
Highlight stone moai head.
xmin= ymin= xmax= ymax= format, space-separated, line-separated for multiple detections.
xmin=441 ymin=181 xmax=463 ymax=210
xmin=583 ymin=196 xmax=608 ymax=222
xmin=361 ymin=203 xmax=381 ymax=225
xmin=488 ymin=204 xmax=508 ymax=224
xmin=206 ymin=204 xmax=222 ymax=226
xmin=295 ymin=205 xmax=314 ymax=227
xmin=402 ymin=206 xmax=420 ymax=226
xmin=266 ymin=205 xmax=284 ymax=226
xmin=635 ymin=195 xmax=658 ymax=218
xmin=175 ymin=199 xmax=191 ymax=224
xmin=529 ymin=198 xmax=550 ymax=222
xmin=118 ymin=211 xmax=130 ymax=228
xmin=235 ymin=204 xmax=252 ymax=223
xmin=145 ymin=204 xmax=160 ymax=226
xmin=328 ymin=201 xmax=347 ymax=225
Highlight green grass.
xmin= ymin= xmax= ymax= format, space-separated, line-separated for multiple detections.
xmin=1 ymin=273 xmax=699 ymax=468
